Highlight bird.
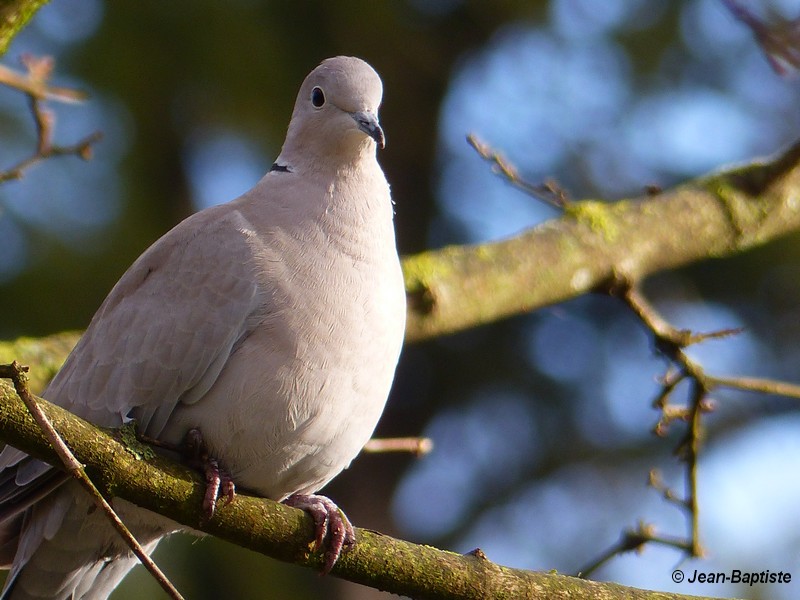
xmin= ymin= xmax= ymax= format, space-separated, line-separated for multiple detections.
xmin=0 ymin=55 xmax=406 ymax=599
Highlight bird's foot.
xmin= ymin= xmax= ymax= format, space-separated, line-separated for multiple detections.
xmin=201 ymin=457 xmax=236 ymax=519
xmin=284 ymin=493 xmax=356 ymax=574
xmin=182 ymin=428 xmax=236 ymax=520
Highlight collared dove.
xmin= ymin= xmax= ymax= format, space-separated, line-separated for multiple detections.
xmin=0 ymin=55 xmax=406 ymax=599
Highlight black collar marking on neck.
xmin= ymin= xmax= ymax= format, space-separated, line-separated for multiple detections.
xmin=270 ymin=162 xmax=292 ymax=173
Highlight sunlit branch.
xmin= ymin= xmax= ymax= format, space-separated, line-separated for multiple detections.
xmin=403 ymin=138 xmax=800 ymax=343
xmin=0 ymin=1 xmax=50 ymax=57
xmin=363 ymin=436 xmax=434 ymax=456
xmin=0 ymin=363 xmax=185 ymax=600
xmin=0 ymin=61 xmax=87 ymax=101
xmin=0 ymin=381 xmax=718 ymax=600
xmin=706 ymin=374 xmax=800 ymax=399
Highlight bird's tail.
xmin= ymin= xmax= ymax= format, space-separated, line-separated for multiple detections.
xmin=1 ymin=483 xmax=174 ymax=600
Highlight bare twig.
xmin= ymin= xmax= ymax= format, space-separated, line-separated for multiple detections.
xmin=0 ymin=55 xmax=102 ymax=183
xmin=0 ymin=61 xmax=86 ymax=102
xmin=363 ymin=436 xmax=434 ymax=456
xmin=137 ymin=431 xmax=434 ymax=459
xmin=0 ymin=361 xmax=184 ymax=600
xmin=467 ymin=134 xmax=570 ymax=208
xmin=706 ymin=374 xmax=800 ymax=399
xmin=682 ymin=381 xmax=703 ymax=557
xmin=722 ymin=0 xmax=800 ymax=76
xmin=597 ymin=276 xmax=800 ymax=571
xmin=649 ymin=469 xmax=686 ymax=510
xmin=577 ymin=521 xmax=694 ymax=578
xmin=617 ymin=284 xmax=714 ymax=557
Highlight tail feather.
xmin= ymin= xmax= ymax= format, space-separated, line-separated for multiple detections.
xmin=1 ymin=483 xmax=176 ymax=600
xmin=0 ymin=514 xmax=21 ymax=568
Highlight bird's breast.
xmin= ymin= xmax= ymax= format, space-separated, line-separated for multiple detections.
xmin=167 ymin=202 xmax=406 ymax=499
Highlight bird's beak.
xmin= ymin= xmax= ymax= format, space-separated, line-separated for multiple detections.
xmin=351 ymin=111 xmax=385 ymax=149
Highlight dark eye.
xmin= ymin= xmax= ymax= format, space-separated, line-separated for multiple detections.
xmin=311 ymin=86 xmax=325 ymax=108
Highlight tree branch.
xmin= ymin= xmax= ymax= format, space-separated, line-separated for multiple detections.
xmin=403 ymin=139 xmax=800 ymax=342
xmin=0 ymin=382 xmax=730 ymax=600
xmin=0 ymin=55 xmax=102 ymax=183
xmin=0 ymin=362 xmax=184 ymax=600
xmin=6 ymin=134 xmax=800 ymax=357
xmin=0 ymin=0 xmax=49 ymax=57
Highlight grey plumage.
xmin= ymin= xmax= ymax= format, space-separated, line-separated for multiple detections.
xmin=0 ymin=56 xmax=405 ymax=599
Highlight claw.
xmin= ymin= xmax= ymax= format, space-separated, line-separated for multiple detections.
xmin=284 ymin=493 xmax=356 ymax=574
xmin=182 ymin=428 xmax=236 ymax=520
xmin=202 ymin=458 xmax=235 ymax=518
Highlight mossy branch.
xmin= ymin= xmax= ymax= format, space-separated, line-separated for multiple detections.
xmin=0 ymin=383 xmax=732 ymax=600
xmin=403 ymin=139 xmax=800 ymax=342
xmin=4 ymin=145 xmax=800 ymax=355
xmin=0 ymin=0 xmax=49 ymax=56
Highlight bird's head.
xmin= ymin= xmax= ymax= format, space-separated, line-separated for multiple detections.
xmin=283 ymin=56 xmax=386 ymax=164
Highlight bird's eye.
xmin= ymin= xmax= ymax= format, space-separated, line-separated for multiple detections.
xmin=311 ymin=87 xmax=325 ymax=108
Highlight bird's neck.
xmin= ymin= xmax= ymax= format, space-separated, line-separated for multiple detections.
xmin=249 ymin=147 xmax=392 ymax=228
xmin=275 ymin=134 xmax=376 ymax=176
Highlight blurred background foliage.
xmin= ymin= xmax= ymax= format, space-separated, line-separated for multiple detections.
xmin=1 ymin=0 xmax=800 ymax=598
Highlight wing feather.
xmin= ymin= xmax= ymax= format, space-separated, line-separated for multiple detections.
xmin=0 ymin=205 xmax=271 ymax=530
xmin=47 ymin=206 xmax=265 ymax=433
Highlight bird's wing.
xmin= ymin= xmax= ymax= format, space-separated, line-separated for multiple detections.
xmin=0 ymin=203 xmax=268 ymax=520
xmin=48 ymin=205 xmax=266 ymax=434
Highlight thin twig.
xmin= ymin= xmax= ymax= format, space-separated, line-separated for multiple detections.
xmin=620 ymin=285 xmax=711 ymax=557
xmin=682 ymin=381 xmax=704 ymax=557
xmin=0 ymin=55 xmax=102 ymax=183
xmin=706 ymin=374 xmax=800 ymax=399
xmin=577 ymin=521 xmax=693 ymax=578
xmin=0 ymin=361 xmax=185 ymax=600
xmin=0 ymin=62 xmax=87 ymax=102
xmin=363 ymin=437 xmax=434 ymax=456
xmin=722 ymin=0 xmax=800 ymax=76
xmin=603 ymin=280 xmax=717 ymax=564
xmin=648 ymin=469 xmax=684 ymax=509
xmin=466 ymin=133 xmax=570 ymax=208
xmin=603 ymin=275 xmax=800 ymax=570
xmin=651 ymin=369 xmax=690 ymax=436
